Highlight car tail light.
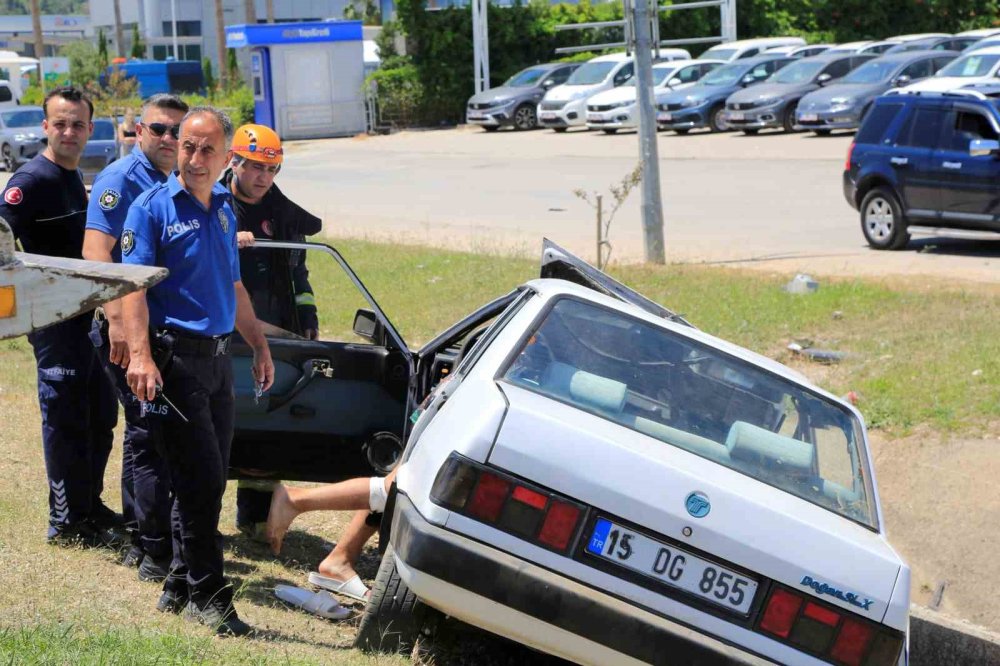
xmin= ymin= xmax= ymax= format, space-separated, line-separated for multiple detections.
xmin=430 ymin=453 xmax=586 ymax=554
xmin=757 ymin=586 xmax=903 ymax=666
xmin=845 ymin=142 xmax=855 ymax=171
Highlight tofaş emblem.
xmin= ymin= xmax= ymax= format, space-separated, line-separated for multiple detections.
xmin=98 ymin=188 xmax=121 ymax=211
xmin=218 ymin=208 xmax=229 ymax=233
xmin=121 ymin=229 xmax=135 ymax=255
xmin=3 ymin=186 xmax=23 ymax=205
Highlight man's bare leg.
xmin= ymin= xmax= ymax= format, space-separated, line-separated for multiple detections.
xmin=316 ymin=509 xmax=378 ymax=596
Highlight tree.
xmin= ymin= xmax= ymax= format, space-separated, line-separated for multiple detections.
xmin=215 ymin=0 xmax=228 ymax=89
xmin=62 ymin=41 xmax=105 ymax=89
xmin=113 ymin=0 xmax=125 ymax=58
xmin=202 ymin=57 xmax=216 ymax=92
xmin=29 ymin=0 xmax=44 ymax=59
xmin=130 ymin=23 xmax=145 ymax=59
xmin=244 ymin=0 xmax=256 ymax=25
xmin=98 ymin=28 xmax=109 ymax=65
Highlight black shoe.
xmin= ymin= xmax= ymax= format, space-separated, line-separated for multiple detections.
xmin=47 ymin=521 xmax=125 ymax=550
xmin=123 ymin=545 xmax=144 ymax=568
xmin=90 ymin=503 xmax=125 ymax=529
xmin=184 ymin=595 xmax=254 ymax=637
xmin=235 ymin=520 xmax=269 ymax=545
xmin=138 ymin=554 xmax=170 ymax=583
xmin=157 ymin=588 xmax=189 ymax=614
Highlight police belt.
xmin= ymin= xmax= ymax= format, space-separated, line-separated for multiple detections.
xmin=155 ymin=328 xmax=232 ymax=357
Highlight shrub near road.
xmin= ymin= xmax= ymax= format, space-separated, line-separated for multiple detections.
xmin=0 ymin=239 xmax=997 ymax=663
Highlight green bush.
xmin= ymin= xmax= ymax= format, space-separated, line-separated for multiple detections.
xmin=367 ymin=60 xmax=425 ymax=127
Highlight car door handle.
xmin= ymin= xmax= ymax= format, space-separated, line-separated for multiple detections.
xmin=942 ymin=161 xmax=962 ymax=169
xmin=890 ymin=157 xmax=909 ymax=166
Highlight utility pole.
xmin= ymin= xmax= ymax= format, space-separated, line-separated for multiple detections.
xmin=29 ymin=0 xmax=44 ymax=60
xmin=266 ymin=0 xmax=275 ymax=23
xmin=215 ymin=0 xmax=228 ymax=89
xmin=630 ymin=0 xmax=665 ymax=263
xmin=244 ymin=0 xmax=257 ymax=25
xmin=113 ymin=0 xmax=126 ymax=58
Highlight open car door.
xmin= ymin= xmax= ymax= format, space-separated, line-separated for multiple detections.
xmin=229 ymin=240 xmax=412 ymax=483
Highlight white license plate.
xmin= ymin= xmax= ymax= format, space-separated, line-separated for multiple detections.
xmin=586 ymin=518 xmax=758 ymax=615
xmin=540 ymin=112 xmax=557 ymax=121
xmin=468 ymin=113 xmax=485 ymax=120
xmin=658 ymin=112 xmax=673 ymax=122
xmin=587 ymin=113 xmax=602 ymax=122
xmin=729 ymin=112 xmax=745 ymax=121
xmin=800 ymin=113 xmax=818 ymax=122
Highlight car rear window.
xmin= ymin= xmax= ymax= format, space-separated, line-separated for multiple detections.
xmin=856 ymin=102 xmax=904 ymax=144
xmin=502 ymin=298 xmax=877 ymax=529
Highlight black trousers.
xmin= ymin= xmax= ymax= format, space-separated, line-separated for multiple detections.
xmin=90 ymin=318 xmax=173 ymax=560
xmin=28 ymin=313 xmax=117 ymax=531
xmin=153 ymin=338 xmax=235 ymax=602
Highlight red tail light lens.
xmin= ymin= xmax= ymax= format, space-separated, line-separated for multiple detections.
xmin=792 ymin=601 xmax=842 ymax=653
xmin=845 ymin=142 xmax=855 ymax=171
xmin=829 ymin=617 xmax=874 ymax=666
xmin=537 ymin=500 xmax=581 ymax=550
xmin=760 ymin=587 xmax=803 ymax=639
xmin=512 ymin=486 xmax=548 ymax=510
xmin=467 ymin=472 xmax=511 ymax=522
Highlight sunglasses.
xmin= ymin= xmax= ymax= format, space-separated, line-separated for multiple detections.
xmin=142 ymin=122 xmax=181 ymax=139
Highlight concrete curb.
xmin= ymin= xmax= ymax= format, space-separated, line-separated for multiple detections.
xmin=910 ymin=605 xmax=1000 ymax=665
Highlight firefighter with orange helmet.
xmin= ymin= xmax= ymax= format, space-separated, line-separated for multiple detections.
xmin=223 ymin=123 xmax=322 ymax=540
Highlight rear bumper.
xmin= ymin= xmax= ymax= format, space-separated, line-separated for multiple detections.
xmin=843 ymin=171 xmax=859 ymax=210
xmin=391 ymin=493 xmax=774 ymax=666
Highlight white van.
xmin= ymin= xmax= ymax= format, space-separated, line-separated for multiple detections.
xmin=0 ymin=82 xmax=17 ymax=108
xmin=698 ymin=37 xmax=806 ymax=62
xmin=537 ymin=49 xmax=691 ymax=132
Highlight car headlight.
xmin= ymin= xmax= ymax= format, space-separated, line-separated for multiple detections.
xmin=609 ymin=100 xmax=633 ymax=109
xmin=830 ymin=97 xmax=855 ymax=108
xmin=756 ymin=96 xmax=781 ymax=107
xmin=681 ymin=97 xmax=703 ymax=108
xmin=14 ymin=133 xmax=35 ymax=142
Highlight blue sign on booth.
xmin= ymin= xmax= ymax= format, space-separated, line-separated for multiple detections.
xmin=225 ymin=21 xmax=362 ymax=48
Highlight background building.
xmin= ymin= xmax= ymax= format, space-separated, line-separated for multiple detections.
xmin=0 ymin=14 xmax=91 ymax=58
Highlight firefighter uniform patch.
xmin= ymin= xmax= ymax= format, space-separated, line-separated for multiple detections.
xmin=98 ymin=188 xmax=121 ymax=210
xmin=4 ymin=186 xmax=23 ymax=205
xmin=121 ymin=229 xmax=135 ymax=255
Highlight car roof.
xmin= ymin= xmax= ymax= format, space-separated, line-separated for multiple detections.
xmin=527 ymin=277 xmax=818 ymax=390
xmin=707 ymin=37 xmax=805 ymax=48
xmin=1 ymin=105 xmax=42 ymax=112
xmin=889 ymin=32 xmax=950 ymax=42
xmin=962 ymin=45 xmax=1000 ymax=55
xmin=721 ymin=54 xmax=794 ymax=67
xmin=873 ymin=49 xmax=958 ymax=63
xmin=590 ymin=52 xmax=635 ymax=63
xmin=795 ymin=52 xmax=867 ymax=63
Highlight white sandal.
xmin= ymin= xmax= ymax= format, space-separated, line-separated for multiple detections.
xmin=307 ymin=572 xmax=371 ymax=602
xmin=274 ymin=584 xmax=351 ymax=620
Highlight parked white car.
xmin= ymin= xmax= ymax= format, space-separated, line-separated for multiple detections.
xmin=699 ymin=37 xmax=806 ymax=62
xmin=764 ymin=44 xmax=835 ymax=58
xmin=898 ymin=46 xmax=1000 ymax=92
xmin=585 ymin=59 xmax=724 ymax=133
xmin=538 ymin=50 xmax=690 ymax=131
xmin=356 ymin=241 xmax=910 ymax=666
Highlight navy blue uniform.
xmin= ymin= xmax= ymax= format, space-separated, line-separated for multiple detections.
xmin=86 ymin=146 xmax=172 ymax=562
xmin=0 ymin=154 xmax=118 ymax=535
xmin=122 ymin=174 xmax=240 ymax=603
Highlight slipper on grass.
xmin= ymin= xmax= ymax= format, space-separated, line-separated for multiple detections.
xmin=274 ymin=584 xmax=351 ymax=620
xmin=307 ymin=572 xmax=370 ymax=602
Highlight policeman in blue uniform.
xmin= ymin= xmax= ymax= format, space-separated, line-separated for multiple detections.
xmin=0 ymin=87 xmax=120 ymax=547
xmin=119 ymin=107 xmax=274 ymax=636
xmin=83 ymin=94 xmax=190 ymax=579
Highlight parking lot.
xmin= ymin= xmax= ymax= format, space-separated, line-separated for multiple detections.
xmin=274 ymin=125 xmax=1000 ymax=283
xmin=3 ymin=125 xmax=998 ymax=283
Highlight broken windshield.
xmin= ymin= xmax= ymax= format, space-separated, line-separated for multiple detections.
xmin=502 ymin=297 xmax=876 ymax=529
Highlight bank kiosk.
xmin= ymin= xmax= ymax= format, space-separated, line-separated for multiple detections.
xmin=226 ymin=21 xmax=366 ymax=139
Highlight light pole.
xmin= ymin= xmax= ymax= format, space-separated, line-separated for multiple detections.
xmin=630 ymin=0 xmax=665 ymax=263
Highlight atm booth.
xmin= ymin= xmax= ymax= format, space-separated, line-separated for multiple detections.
xmin=225 ymin=21 xmax=367 ymax=139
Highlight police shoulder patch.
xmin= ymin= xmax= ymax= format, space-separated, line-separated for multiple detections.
xmin=99 ymin=188 xmax=121 ymax=211
xmin=4 ymin=186 xmax=23 ymax=205
xmin=121 ymin=229 xmax=135 ymax=255
xmin=218 ymin=207 xmax=229 ymax=233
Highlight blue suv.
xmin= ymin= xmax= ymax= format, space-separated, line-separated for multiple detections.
xmin=844 ymin=88 xmax=1000 ymax=249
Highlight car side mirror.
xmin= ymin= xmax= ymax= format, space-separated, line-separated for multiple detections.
xmin=668 ymin=77 xmax=683 ymax=87
xmin=892 ymin=74 xmax=911 ymax=87
xmin=969 ymin=138 xmax=1000 ymax=157
xmin=740 ymin=74 xmax=755 ymax=86
xmin=817 ymin=73 xmax=832 ymax=86
xmin=353 ymin=308 xmax=383 ymax=343
xmin=542 ymin=78 xmax=556 ymax=89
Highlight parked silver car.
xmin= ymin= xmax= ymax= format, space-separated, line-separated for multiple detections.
xmin=466 ymin=63 xmax=580 ymax=132
xmin=80 ymin=118 xmax=119 ymax=185
xmin=0 ymin=106 xmax=44 ymax=172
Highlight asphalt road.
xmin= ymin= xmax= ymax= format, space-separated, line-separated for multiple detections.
xmin=5 ymin=126 xmax=998 ymax=283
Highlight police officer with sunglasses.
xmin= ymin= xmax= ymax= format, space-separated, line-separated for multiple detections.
xmin=83 ymin=94 xmax=190 ymax=582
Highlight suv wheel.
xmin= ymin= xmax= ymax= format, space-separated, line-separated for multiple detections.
xmin=860 ymin=187 xmax=910 ymax=250
xmin=513 ymin=103 xmax=537 ymax=131
xmin=1 ymin=145 xmax=13 ymax=172
xmin=709 ymin=104 xmax=727 ymax=133
xmin=355 ymin=544 xmax=440 ymax=654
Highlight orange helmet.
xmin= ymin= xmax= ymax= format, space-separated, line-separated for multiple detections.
xmin=232 ymin=123 xmax=283 ymax=165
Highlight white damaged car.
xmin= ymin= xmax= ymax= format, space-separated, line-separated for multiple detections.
xmin=357 ymin=240 xmax=909 ymax=666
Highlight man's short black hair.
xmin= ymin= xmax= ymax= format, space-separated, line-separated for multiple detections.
xmin=43 ymin=86 xmax=94 ymax=121
xmin=142 ymin=93 xmax=190 ymax=115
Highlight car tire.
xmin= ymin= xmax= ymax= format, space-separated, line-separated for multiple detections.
xmin=860 ymin=186 xmax=910 ymax=250
xmin=1 ymin=144 xmax=13 ymax=172
xmin=709 ymin=104 xmax=727 ymax=133
xmin=782 ymin=103 xmax=799 ymax=133
xmin=354 ymin=544 xmax=440 ymax=654
xmin=602 ymin=128 xmax=617 ymax=135
xmin=674 ymin=129 xmax=689 ymax=135
xmin=512 ymin=103 xmax=537 ymax=131
xmin=482 ymin=125 xmax=499 ymax=132
xmin=553 ymin=127 xmax=568 ymax=133
xmin=742 ymin=129 xmax=759 ymax=136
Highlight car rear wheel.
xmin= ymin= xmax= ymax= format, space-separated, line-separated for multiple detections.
xmin=782 ymin=103 xmax=799 ymax=133
xmin=512 ymin=103 xmax=537 ymax=131
xmin=709 ymin=104 xmax=727 ymax=133
xmin=355 ymin=544 xmax=441 ymax=654
xmin=1 ymin=145 xmax=13 ymax=172
xmin=860 ymin=186 xmax=910 ymax=250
